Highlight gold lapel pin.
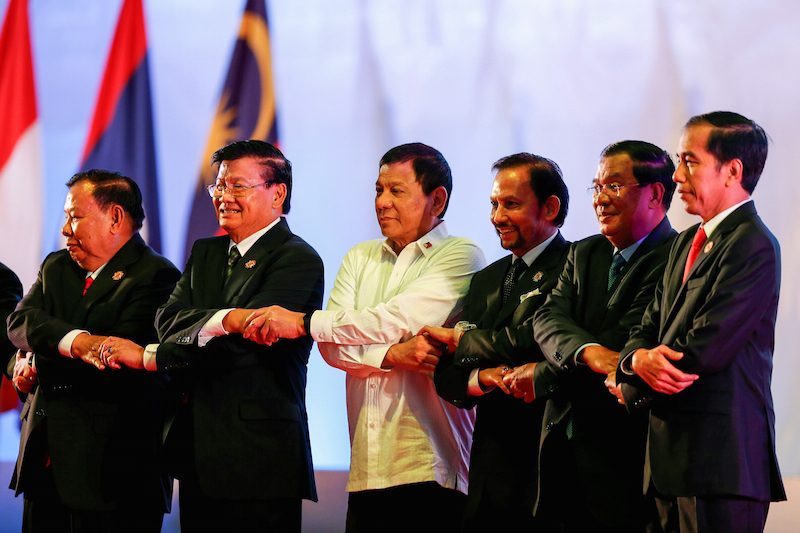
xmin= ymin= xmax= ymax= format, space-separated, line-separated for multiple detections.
xmin=532 ymin=271 xmax=543 ymax=282
xmin=244 ymin=260 xmax=257 ymax=269
xmin=704 ymin=241 xmax=714 ymax=254
xmin=112 ymin=271 xmax=124 ymax=281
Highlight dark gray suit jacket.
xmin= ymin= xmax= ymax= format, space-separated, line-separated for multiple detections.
xmin=155 ymin=218 xmax=323 ymax=502
xmin=434 ymin=233 xmax=568 ymax=522
xmin=620 ymin=202 xmax=785 ymax=502
xmin=7 ymin=234 xmax=179 ymax=512
xmin=531 ymin=216 xmax=675 ymax=528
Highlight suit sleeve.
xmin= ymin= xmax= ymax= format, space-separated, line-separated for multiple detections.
xmin=155 ymin=241 xmax=324 ymax=369
xmin=628 ymin=228 xmax=779 ymax=376
xmin=1 ymin=263 xmax=23 ymax=379
xmin=7 ymin=256 xmax=78 ymax=356
xmin=317 ymin=241 xmax=484 ymax=379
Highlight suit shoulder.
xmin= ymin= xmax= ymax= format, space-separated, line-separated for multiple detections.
xmin=282 ymin=232 xmax=323 ymax=262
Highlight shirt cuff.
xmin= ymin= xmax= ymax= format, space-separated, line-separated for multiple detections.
xmin=198 ymin=309 xmax=234 ymax=347
xmin=309 ymin=309 xmax=333 ymax=342
xmin=59 ymin=329 xmax=89 ymax=358
xmin=143 ymin=344 xmax=159 ymax=371
xmin=467 ymin=368 xmax=490 ymax=396
xmin=619 ymin=350 xmax=636 ymax=376
xmin=575 ymin=342 xmax=601 ymax=366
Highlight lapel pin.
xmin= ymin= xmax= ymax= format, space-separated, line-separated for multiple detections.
xmin=244 ymin=260 xmax=257 ymax=269
xmin=704 ymin=241 xmax=714 ymax=254
xmin=112 ymin=271 xmax=124 ymax=281
xmin=424 ymin=241 xmax=432 ymax=249
xmin=532 ymin=271 xmax=543 ymax=282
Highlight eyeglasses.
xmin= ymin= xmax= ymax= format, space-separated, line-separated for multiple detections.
xmin=206 ymin=181 xmax=274 ymax=198
xmin=587 ymin=183 xmax=644 ymax=199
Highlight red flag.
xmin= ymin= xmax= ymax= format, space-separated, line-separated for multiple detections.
xmin=0 ymin=0 xmax=43 ymax=290
xmin=0 ymin=0 xmax=44 ymax=411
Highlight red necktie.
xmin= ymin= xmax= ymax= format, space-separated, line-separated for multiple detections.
xmin=682 ymin=227 xmax=707 ymax=283
xmin=82 ymin=276 xmax=94 ymax=296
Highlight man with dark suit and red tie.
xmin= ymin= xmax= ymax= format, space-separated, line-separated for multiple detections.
xmin=422 ymin=153 xmax=570 ymax=530
xmin=503 ymin=140 xmax=677 ymax=532
xmin=6 ymin=170 xmax=180 ymax=533
xmin=617 ymin=112 xmax=786 ymax=532
xmin=103 ymin=140 xmax=324 ymax=532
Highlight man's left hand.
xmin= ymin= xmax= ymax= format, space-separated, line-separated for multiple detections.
xmin=604 ymin=370 xmax=625 ymax=405
xmin=418 ymin=326 xmax=457 ymax=352
xmin=12 ymin=350 xmax=37 ymax=394
xmin=243 ymin=306 xmax=305 ymax=345
xmin=502 ymin=362 xmax=537 ymax=403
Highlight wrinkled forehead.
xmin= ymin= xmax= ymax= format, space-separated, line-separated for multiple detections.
xmin=595 ymin=154 xmax=635 ymax=184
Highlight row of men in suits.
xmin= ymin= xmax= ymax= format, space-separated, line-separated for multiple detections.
xmin=3 ymin=141 xmax=323 ymax=532
xmin=259 ymin=111 xmax=784 ymax=533
xmin=1 ymin=109 xmax=784 ymax=533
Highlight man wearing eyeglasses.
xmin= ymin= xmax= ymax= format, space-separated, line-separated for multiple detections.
xmin=502 ymin=140 xmax=677 ymax=531
xmin=102 ymin=140 xmax=324 ymax=531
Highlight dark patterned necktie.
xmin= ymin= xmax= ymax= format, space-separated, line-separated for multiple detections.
xmin=225 ymin=246 xmax=241 ymax=284
xmin=607 ymin=252 xmax=626 ymax=290
xmin=502 ymin=259 xmax=525 ymax=304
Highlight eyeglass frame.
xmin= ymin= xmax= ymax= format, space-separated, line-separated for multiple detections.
xmin=587 ymin=182 xmax=646 ymax=199
xmin=206 ymin=180 xmax=276 ymax=198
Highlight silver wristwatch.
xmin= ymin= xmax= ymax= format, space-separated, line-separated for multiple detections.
xmin=454 ymin=321 xmax=477 ymax=344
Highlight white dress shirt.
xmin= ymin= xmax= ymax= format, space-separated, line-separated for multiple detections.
xmin=311 ymin=222 xmax=485 ymax=493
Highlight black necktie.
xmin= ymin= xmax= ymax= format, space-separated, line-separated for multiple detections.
xmin=225 ymin=246 xmax=241 ymax=284
xmin=607 ymin=252 xmax=626 ymax=290
xmin=502 ymin=259 xmax=525 ymax=303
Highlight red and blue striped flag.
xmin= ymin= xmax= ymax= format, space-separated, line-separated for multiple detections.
xmin=80 ymin=0 xmax=162 ymax=252
xmin=183 ymin=0 xmax=278 ymax=261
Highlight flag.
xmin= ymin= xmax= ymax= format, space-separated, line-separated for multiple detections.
xmin=183 ymin=0 xmax=278 ymax=261
xmin=80 ymin=0 xmax=162 ymax=252
xmin=0 ymin=0 xmax=42 ymax=411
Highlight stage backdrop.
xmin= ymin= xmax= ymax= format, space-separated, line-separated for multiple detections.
xmin=0 ymin=0 xmax=798 ymax=478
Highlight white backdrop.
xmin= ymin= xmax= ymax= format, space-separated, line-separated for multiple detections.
xmin=1 ymin=0 xmax=798 ymax=475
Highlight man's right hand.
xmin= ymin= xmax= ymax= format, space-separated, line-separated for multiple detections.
xmin=580 ymin=345 xmax=620 ymax=375
xmin=12 ymin=350 xmax=37 ymax=394
xmin=631 ymin=345 xmax=699 ymax=394
xmin=71 ymin=333 xmax=109 ymax=370
xmin=382 ymin=335 xmax=443 ymax=375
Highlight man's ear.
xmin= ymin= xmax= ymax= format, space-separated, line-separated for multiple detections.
xmin=431 ymin=186 xmax=448 ymax=218
xmin=272 ymin=183 xmax=288 ymax=211
xmin=648 ymin=182 xmax=665 ymax=209
xmin=109 ymin=204 xmax=127 ymax=234
xmin=542 ymin=195 xmax=561 ymax=223
xmin=725 ymin=158 xmax=744 ymax=188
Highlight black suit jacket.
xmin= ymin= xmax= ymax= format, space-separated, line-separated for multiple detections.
xmin=620 ymin=202 xmax=785 ymax=502
xmin=6 ymin=234 xmax=180 ymax=512
xmin=434 ymin=233 xmax=568 ymax=523
xmin=532 ymin=216 xmax=675 ymax=528
xmin=155 ymin=218 xmax=323 ymax=502
xmin=1 ymin=261 xmax=23 ymax=377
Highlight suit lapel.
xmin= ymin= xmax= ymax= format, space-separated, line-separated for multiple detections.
xmin=73 ymin=234 xmax=145 ymax=324
xmin=607 ymin=216 xmax=675 ymax=303
xmin=222 ymin=218 xmax=292 ymax=305
xmin=662 ymin=203 xmax=756 ymax=327
xmin=493 ymin=233 xmax=566 ymax=327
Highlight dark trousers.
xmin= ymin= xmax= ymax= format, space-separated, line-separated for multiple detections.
xmin=23 ymin=484 xmax=162 ymax=533
xmin=653 ymin=492 xmax=770 ymax=533
xmin=346 ymin=481 xmax=466 ymax=533
xmin=179 ymin=472 xmax=302 ymax=533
